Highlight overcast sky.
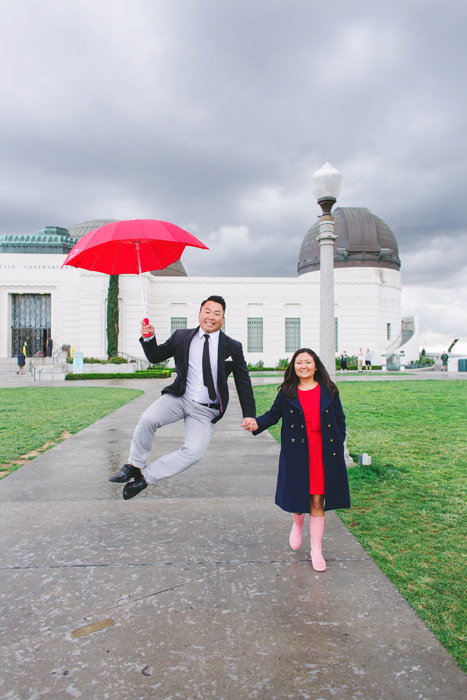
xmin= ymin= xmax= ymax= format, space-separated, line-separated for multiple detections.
xmin=1 ymin=0 xmax=466 ymax=352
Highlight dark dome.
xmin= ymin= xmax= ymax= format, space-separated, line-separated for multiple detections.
xmin=297 ymin=207 xmax=400 ymax=275
xmin=67 ymin=219 xmax=187 ymax=276
xmin=68 ymin=219 xmax=118 ymax=240
xmin=149 ymin=259 xmax=187 ymax=277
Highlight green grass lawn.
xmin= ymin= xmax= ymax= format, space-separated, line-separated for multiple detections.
xmin=0 ymin=386 xmax=143 ymax=471
xmin=253 ymin=380 xmax=467 ymax=672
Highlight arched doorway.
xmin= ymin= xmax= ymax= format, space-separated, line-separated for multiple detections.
xmin=11 ymin=293 xmax=51 ymax=357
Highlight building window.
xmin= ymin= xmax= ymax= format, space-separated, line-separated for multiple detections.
xmin=11 ymin=293 xmax=51 ymax=356
xmin=285 ymin=318 xmax=301 ymax=352
xmin=171 ymin=317 xmax=187 ymax=333
xmin=248 ymin=318 xmax=263 ymax=352
xmin=387 ymin=323 xmax=391 ymax=340
xmin=335 ymin=318 xmax=339 ymax=352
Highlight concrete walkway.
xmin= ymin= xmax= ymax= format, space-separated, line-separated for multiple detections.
xmin=0 ymin=378 xmax=466 ymax=700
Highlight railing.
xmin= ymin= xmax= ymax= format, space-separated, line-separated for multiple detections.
xmin=29 ymin=351 xmax=44 ymax=381
xmin=52 ymin=348 xmax=64 ymax=365
xmin=114 ymin=351 xmax=151 ymax=371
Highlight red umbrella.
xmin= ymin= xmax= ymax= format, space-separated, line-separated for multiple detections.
xmin=62 ymin=219 xmax=208 ymax=324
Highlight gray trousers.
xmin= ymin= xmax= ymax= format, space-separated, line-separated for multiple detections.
xmin=128 ymin=394 xmax=219 ymax=485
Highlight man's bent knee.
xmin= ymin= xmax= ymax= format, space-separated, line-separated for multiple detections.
xmin=180 ymin=444 xmax=208 ymax=464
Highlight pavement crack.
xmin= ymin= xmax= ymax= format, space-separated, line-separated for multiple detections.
xmin=1 ymin=556 xmax=369 ymax=572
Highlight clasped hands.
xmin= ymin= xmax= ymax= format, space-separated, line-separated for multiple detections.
xmin=241 ymin=417 xmax=258 ymax=432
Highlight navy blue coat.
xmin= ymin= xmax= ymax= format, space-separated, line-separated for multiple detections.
xmin=253 ymin=384 xmax=351 ymax=513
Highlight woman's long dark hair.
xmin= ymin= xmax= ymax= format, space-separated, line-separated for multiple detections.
xmin=281 ymin=348 xmax=339 ymax=398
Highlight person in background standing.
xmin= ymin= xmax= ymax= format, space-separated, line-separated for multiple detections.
xmin=441 ymin=352 xmax=448 ymax=372
xmin=340 ymin=351 xmax=348 ymax=373
xmin=357 ymin=348 xmax=364 ymax=373
xmin=365 ymin=349 xmax=372 ymax=373
xmin=17 ymin=350 xmax=26 ymax=375
xmin=47 ymin=337 xmax=53 ymax=358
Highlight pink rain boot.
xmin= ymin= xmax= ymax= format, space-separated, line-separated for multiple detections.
xmin=289 ymin=513 xmax=306 ymax=550
xmin=309 ymin=515 xmax=326 ymax=571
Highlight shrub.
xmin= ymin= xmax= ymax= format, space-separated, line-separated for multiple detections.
xmin=247 ymin=360 xmax=265 ymax=371
xmin=275 ymin=358 xmax=289 ymax=369
xmin=106 ymin=274 xmax=119 ymax=358
xmin=149 ymin=359 xmax=169 ymax=368
xmin=66 ymin=369 xmax=172 ymax=380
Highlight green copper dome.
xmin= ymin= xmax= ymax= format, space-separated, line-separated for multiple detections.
xmin=0 ymin=226 xmax=77 ymax=254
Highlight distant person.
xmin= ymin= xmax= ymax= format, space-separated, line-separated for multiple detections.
xmin=109 ymin=296 xmax=256 ymax=500
xmin=17 ymin=350 xmax=26 ymax=375
xmin=357 ymin=348 xmax=364 ymax=373
xmin=46 ymin=337 xmax=53 ymax=357
xmin=339 ymin=351 xmax=348 ymax=373
xmin=365 ymin=349 xmax=372 ymax=372
xmin=244 ymin=348 xmax=350 ymax=572
xmin=441 ymin=352 xmax=448 ymax=372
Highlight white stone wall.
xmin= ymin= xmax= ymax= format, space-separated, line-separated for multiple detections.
xmin=0 ymin=254 xmax=76 ymax=357
xmin=330 ymin=266 xmax=406 ymax=364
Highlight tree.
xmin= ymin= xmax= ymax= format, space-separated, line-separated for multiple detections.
xmin=107 ymin=275 xmax=119 ymax=358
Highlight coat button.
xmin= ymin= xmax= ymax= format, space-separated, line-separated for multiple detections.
xmin=333 ymin=452 xmax=336 ymax=456
xmin=301 ymin=439 xmax=305 ymax=443
xmin=328 ymin=424 xmax=331 ymax=428
xmin=290 ymin=410 xmax=293 ymax=414
xmin=301 ymin=424 xmax=304 ymax=429
xmin=291 ymin=424 xmax=294 ymax=428
xmin=291 ymin=438 xmax=295 ymax=442
xmin=330 ymin=439 xmax=333 ymax=442
xmin=326 ymin=410 xmax=329 ymax=413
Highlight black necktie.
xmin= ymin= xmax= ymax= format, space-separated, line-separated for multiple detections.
xmin=203 ymin=334 xmax=217 ymax=401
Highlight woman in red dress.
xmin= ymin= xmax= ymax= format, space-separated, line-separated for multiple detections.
xmin=247 ymin=349 xmax=349 ymax=572
xmin=293 ymin=352 xmax=326 ymax=569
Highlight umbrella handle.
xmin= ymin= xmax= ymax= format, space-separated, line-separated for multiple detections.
xmin=136 ymin=242 xmax=152 ymax=337
xmin=142 ymin=317 xmax=152 ymax=338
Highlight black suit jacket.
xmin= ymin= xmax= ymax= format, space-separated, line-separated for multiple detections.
xmin=140 ymin=327 xmax=256 ymax=424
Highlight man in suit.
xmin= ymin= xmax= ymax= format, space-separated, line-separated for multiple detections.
xmin=109 ymin=295 xmax=257 ymax=499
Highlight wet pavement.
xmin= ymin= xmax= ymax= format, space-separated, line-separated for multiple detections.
xmin=0 ymin=377 xmax=466 ymax=700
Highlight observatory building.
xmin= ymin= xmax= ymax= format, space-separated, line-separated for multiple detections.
xmin=0 ymin=207 xmax=418 ymax=369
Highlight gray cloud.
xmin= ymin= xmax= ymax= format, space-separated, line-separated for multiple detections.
xmin=1 ymin=0 xmax=466 ymax=351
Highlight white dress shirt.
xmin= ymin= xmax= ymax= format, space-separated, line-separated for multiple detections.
xmin=185 ymin=328 xmax=220 ymax=404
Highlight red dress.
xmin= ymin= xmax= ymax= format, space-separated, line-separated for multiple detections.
xmin=298 ymin=385 xmax=325 ymax=495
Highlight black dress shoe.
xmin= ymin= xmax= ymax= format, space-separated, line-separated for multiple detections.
xmin=109 ymin=463 xmax=140 ymax=483
xmin=123 ymin=477 xmax=148 ymax=500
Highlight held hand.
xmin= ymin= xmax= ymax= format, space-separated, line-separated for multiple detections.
xmin=141 ymin=320 xmax=155 ymax=338
xmin=242 ymin=417 xmax=258 ymax=432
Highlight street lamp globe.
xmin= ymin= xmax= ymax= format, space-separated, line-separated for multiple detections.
xmin=312 ymin=162 xmax=343 ymax=214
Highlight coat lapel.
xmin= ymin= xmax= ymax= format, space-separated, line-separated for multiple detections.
xmin=285 ymin=383 xmax=333 ymax=414
xmin=319 ymin=383 xmax=333 ymax=412
xmin=217 ymin=331 xmax=228 ymax=364
xmin=183 ymin=327 xmax=199 ymax=373
xmin=286 ymin=394 xmax=303 ymax=413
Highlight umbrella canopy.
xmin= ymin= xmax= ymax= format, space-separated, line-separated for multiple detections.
xmin=61 ymin=219 xmax=208 ymax=275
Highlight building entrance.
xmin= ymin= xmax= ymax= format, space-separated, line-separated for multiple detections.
xmin=11 ymin=293 xmax=51 ymax=357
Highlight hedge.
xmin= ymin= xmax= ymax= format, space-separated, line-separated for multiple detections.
xmin=66 ymin=370 xmax=172 ymax=380
xmin=337 ymin=365 xmax=382 ymax=371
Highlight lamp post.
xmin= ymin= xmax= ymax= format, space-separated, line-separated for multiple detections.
xmin=312 ymin=162 xmax=343 ymax=383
